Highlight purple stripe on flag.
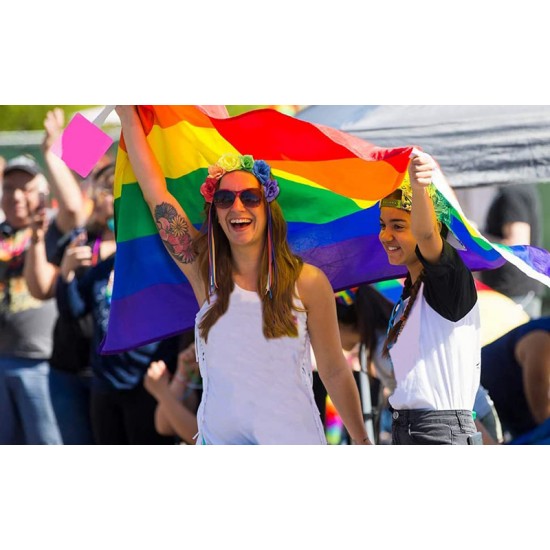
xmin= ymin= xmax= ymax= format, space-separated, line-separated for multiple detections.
xmin=101 ymin=282 xmax=198 ymax=354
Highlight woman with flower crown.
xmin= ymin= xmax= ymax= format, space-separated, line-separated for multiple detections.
xmin=379 ymin=153 xmax=482 ymax=444
xmin=115 ymin=106 xmax=370 ymax=445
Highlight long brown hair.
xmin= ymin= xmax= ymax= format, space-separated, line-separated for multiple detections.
xmin=195 ymin=198 xmax=304 ymax=342
xmin=381 ymin=270 xmax=425 ymax=357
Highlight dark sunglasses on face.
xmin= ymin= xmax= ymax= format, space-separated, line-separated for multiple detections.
xmin=213 ymin=188 xmax=263 ymax=209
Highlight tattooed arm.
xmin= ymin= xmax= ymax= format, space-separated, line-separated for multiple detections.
xmin=116 ymin=106 xmax=204 ymax=301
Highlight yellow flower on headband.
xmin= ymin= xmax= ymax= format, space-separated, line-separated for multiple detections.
xmin=217 ymin=153 xmax=241 ymax=172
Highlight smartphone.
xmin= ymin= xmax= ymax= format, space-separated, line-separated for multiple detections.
xmin=70 ymin=226 xmax=88 ymax=245
xmin=467 ymin=432 xmax=483 ymax=445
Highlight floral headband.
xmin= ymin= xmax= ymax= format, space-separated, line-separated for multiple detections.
xmin=201 ymin=153 xmax=279 ymax=296
xmin=200 ymin=153 xmax=280 ymax=204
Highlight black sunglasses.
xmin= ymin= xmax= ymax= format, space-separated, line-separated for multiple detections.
xmin=213 ymin=188 xmax=263 ymax=209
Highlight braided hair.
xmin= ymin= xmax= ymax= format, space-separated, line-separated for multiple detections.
xmin=382 ymin=270 xmax=426 ymax=358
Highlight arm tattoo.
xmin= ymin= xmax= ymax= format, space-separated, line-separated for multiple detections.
xmin=154 ymin=202 xmax=197 ymax=264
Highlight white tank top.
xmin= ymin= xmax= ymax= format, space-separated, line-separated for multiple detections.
xmin=194 ymin=284 xmax=326 ymax=445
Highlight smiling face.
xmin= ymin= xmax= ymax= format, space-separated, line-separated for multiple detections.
xmin=216 ymin=170 xmax=267 ymax=248
xmin=1 ymin=170 xmax=43 ymax=229
xmin=379 ymin=206 xmax=421 ymax=272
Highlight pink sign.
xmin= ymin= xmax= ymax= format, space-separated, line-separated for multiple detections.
xmin=51 ymin=112 xmax=114 ymax=178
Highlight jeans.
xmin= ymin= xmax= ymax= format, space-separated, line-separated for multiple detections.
xmin=0 ymin=357 xmax=62 ymax=445
xmin=379 ymin=406 xmax=393 ymax=433
xmin=391 ymin=409 xmax=477 ymax=445
xmin=49 ymin=368 xmax=95 ymax=445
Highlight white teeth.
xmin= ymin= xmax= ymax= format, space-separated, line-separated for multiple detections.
xmin=388 ymin=246 xmax=398 ymax=251
xmin=230 ymin=218 xmax=251 ymax=225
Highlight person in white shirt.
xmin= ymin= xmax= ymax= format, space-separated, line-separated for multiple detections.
xmin=116 ymin=106 xmax=370 ymax=445
xmin=378 ymin=154 xmax=481 ymax=444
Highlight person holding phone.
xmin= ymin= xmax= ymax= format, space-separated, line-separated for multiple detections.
xmin=0 ymin=155 xmax=62 ymax=444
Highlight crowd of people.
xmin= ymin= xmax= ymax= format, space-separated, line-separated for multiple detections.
xmin=0 ymin=106 xmax=548 ymax=445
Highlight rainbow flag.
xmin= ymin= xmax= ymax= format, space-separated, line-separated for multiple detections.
xmin=372 ymin=279 xmax=405 ymax=304
xmin=103 ymin=105 xmax=550 ymax=353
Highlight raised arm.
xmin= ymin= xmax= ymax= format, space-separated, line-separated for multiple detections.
xmin=115 ymin=106 xmax=204 ymax=301
xmin=24 ymin=205 xmax=58 ymax=300
xmin=42 ymin=108 xmax=87 ymax=233
xmin=409 ymin=153 xmax=443 ymax=264
xmin=300 ymin=264 xmax=371 ymax=444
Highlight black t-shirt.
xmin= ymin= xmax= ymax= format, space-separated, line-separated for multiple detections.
xmin=47 ymin=222 xmax=96 ymax=374
xmin=401 ymin=240 xmax=478 ymax=322
xmin=481 ymin=185 xmax=545 ymax=297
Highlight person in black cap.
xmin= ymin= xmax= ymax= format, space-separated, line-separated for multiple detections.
xmin=0 ymin=153 xmax=62 ymax=444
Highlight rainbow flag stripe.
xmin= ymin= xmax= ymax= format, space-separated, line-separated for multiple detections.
xmin=102 ymin=106 xmax=550 ymax=353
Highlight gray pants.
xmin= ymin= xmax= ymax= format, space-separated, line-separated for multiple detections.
xmin=391 ymin=409 xmax=477 ymax=445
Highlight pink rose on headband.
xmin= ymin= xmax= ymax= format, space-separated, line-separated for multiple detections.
xmin=200 ymin=177 xmax=218 ymax=203
xmin=208 ymin=165 xmax=225 ymax=180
